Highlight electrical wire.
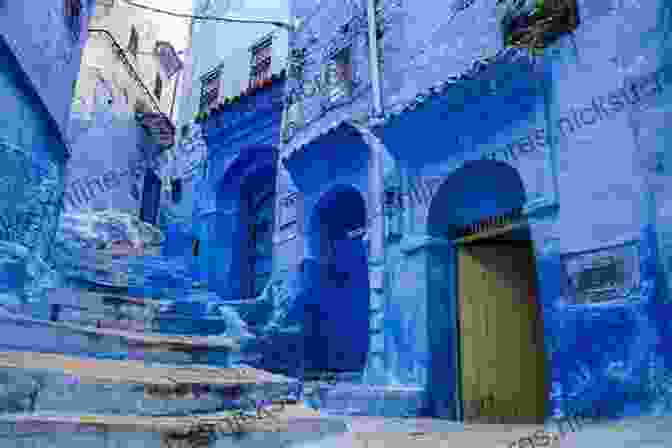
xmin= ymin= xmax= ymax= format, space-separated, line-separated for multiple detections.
xmin=120 ymin=0 xmax=293 ymax=30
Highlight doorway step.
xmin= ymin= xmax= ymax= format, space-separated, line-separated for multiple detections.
xmin=305 ymin=383 xmax=426 ymax=418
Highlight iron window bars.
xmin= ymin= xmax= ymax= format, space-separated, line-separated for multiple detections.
xmin=199 ymin=64 xmax=222 ymax=113
xmin=249 ymin=34 xmax=273 ymax=87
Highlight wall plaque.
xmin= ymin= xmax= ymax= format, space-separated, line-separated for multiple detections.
xmin=561 ymin=242 xmax=640 ymax=305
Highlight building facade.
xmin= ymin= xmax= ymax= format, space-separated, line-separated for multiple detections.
xmin=66 ymin=0 xmax=179 ymax=222
xmin=0 ymin=0 xmax=93 ymax=263
xmin=161 ymin=0 xmax=290 ymax=263
xmin=176 ymin=0 xmax=289 ymax=130
xmin=265 ymin=0 xmax=672 ymax=420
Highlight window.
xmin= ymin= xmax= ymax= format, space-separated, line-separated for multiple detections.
xmin=375 ymin=0 xmax=384 ymax=38
xmin=199 ymin=65 xmax=222 ymax=112
xmin=128 ymin=26 xmax=139 ymax=57
xmin=154 ymin=73 xmax=163 ymax=101
xmin=249 ymin=35 xmax=273 ymax=87
xmin=64 ymin=0 xmax=82 ymax=40
xmin=171 ymin=178 xmax=182 ymax=203
xmin=325 ymin=47 xmax=352 ymax=102
xmin=288 ymin=48 xmax=306 ymax=82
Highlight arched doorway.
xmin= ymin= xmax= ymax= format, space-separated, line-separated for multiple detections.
xmin=427 ymin=159 xmax=548 ymax=423
xmin=208 ymin=145 xmax=277 ymax=301
xmin=304 ymin=186 xmax=370 ymax=375
xmin=240 ymin=165 xmax=276 ymax=299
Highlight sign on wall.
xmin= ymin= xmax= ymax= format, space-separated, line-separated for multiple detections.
xmin=561 ymin=242 xmax=640 ymax=304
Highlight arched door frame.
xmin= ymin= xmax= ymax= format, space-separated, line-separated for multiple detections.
xmin=302 ymin=183 xmax=371 ymax=374
xmin=207 ymin=145 xmax=278 ymax=300
xmin=421 ymin=158 xmax=559 ymax=421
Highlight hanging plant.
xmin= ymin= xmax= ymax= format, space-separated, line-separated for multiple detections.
xmin=500 ymin=0 xmax=578 ymax=54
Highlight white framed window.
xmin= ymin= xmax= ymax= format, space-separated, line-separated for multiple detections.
xmin=199 ymin=64 xmax=222 ymax=112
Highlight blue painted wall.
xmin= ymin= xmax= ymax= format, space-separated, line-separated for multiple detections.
xmin=274 ymin=0 xmax=672 ymax=420
xmin=0 ymin=0 xmax=92 ymax=265
xmin=65 ymin=115 xmax=157 ymax=216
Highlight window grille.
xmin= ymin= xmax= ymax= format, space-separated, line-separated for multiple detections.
xmin=249 ymin=35 xmax=273 ymax=87
xmin=199 ymin=65 xmax=222 ymax=112
xmin=288 ymin=48 xmax=306 ymax=82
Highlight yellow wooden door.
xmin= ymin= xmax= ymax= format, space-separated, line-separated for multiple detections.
xmin=458 ymin=242 xmax=546 ymax=423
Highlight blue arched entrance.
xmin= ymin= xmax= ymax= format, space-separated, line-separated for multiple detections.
xmin=304 ymin=185 xmax=370 ymax=374
xmin=425 ymin=159 xmax=547 ymax=423
xmin=206 ymin=145 xmax=277 ymax=300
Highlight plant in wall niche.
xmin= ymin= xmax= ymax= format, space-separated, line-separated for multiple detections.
xmin=194 ymin=110 xmax=210 ymax=123
xmin=499 ymin=0 xmax=578 ymax=54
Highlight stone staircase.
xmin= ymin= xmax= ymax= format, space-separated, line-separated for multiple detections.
xmin=0 ymin=228 xmax=351 ymax=446
xmin=0 ymin=351 xmax=348 ymax=447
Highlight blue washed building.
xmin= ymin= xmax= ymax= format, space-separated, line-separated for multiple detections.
xmin=0 ymin=0 xmax=94 ymax=263
xmin=198 ymin=74 xmax=287 ymax=300
xmin=265 ymin=0 xmax=672 ymax=421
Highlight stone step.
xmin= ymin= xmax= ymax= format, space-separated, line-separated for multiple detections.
xmin=0 ymin=311 xmax=237 ymax=366
xmin=44 ymin=289 xmax=166 ymax=331
xmin=304 ymin=383 xmax=426 ymax=418
xmin=0 ymin=351 xmax=297 ymax=416
xmin=0 ymin=405 xmax=344 ymax=448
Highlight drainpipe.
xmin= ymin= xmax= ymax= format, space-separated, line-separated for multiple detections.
xmin=366 ymin=0 xmax=383 ymax=118
xmin=360 ymin=0 xmax=388 ymax=387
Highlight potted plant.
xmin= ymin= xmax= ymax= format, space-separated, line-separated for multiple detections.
xmin=500 ymin=0 xmax=577 ymax=53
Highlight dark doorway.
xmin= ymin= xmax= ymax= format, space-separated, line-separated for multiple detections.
xmin=140 ymin=168 xmax=161 ymax=225
xmin=305 ymin=186 xmax=370 ymax=374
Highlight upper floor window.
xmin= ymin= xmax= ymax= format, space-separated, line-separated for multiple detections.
xmin=325 ymin=47 xmax=352 ymax=103
xmin=199 ymin=65 xmax=222 ymax=112
xmin=249 ymin=35 xmax=273 ymax=87
xmin=154 ymin=73 xmax=163 ymax=101
xmin=64 ymin=0 xmax=82 ymax=40
xmin=128 ymin=26 xmax=139 ymax=57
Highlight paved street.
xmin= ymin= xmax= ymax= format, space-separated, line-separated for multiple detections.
xmin=290 ymin=415 xmax=672 ymax=448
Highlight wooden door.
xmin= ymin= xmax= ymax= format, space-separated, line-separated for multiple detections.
xmin=458 ymin=242 xmax=546 ymax=423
